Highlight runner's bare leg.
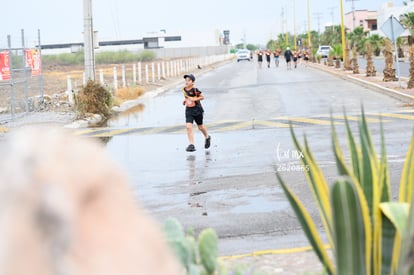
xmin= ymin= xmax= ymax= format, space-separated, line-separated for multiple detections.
xmin=197 ymin=125 xmax=209 ymax=139
xmin=186 ymin=123 xmax=195 ymax=144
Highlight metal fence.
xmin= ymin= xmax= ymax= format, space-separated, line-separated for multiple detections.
xmin=0 ymin=30 xmax=44 ymax=122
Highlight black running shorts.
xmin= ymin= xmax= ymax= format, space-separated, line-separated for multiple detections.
xmin=185 ymin=106 xmax=204 ymax=125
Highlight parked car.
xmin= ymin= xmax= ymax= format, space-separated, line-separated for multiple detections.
xmin=316 ymin=45 xmax=332 ymax=58
xmin=236 ymin=49 xmax=251 ymax=62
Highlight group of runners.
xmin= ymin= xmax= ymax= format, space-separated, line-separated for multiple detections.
xmin=256 ymin=48 xmax=310 ymax=69
xmin=180 ymin=47 xmax=312 ymax=152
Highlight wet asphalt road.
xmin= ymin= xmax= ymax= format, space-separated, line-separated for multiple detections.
xmin=104 ymin=60 xmax=414 ymax=256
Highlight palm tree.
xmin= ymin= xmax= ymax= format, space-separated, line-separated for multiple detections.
xmin=274 ymin=33 xmax=292 ymax=50
xmin=320 ymin=25 xmax=342 ymax=46
xmin=367 ymin=34 xmax=385 ymax=56
xmin=332 ymin=44 xmax=342 ymax=68
xmin=397 ymin=37 xmax=405 ymax=57
xmin=400 ymin=12 xmax=414 ymax=82
xmin=347 ymin=26 xmax=368 ymax=55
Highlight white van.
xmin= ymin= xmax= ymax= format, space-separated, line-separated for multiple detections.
xmin=316 ymin=45 xmax=332 ymax=58
xmin=236 ymin=49 xmax=251 ymax=62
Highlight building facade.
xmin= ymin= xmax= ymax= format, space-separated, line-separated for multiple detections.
xmin=377 ymin=1 xmax=414 ymax=37
xmin=345 ymin=10 xmax=378 ymax=32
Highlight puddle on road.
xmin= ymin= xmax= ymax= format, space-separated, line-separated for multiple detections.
xmin=188 ymin=187 xmax=290 ymax=217
xmin=138 ymin=183 xmax=290 ymax=217
xmin=108 ymin=104 xmax=145 ymax=127
xmin=230 ymin=195 xmax=288 ymax=214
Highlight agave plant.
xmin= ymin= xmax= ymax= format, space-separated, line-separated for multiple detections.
xmin=277 ymin=110 xmax=414 ymax=275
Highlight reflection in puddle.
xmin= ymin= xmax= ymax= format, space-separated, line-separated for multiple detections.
xmin=229 ymin=195 xmax=288 ymax=214
xmin=187 ymin=153 xmax=211 ymax=211
xmin=108 ymin=103 xmax=145 ymax=126
xmin=185 ymin=151 xmax=287 ymax=216
xmin=202 ymin=188 xmax=289 ymax=217
xmin=95 ymin=136 xmax=113 ymax=145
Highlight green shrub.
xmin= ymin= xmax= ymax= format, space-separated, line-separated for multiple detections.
xmin=96 ymin=50 xmax=138 ymax=64
xmin=75 ymin=80 xmax=113 ymax=119
xmin=138 ymin=50 xmax=156 ymax=62
xmin=277 ymin=110 xmax=414 ymax=275
xmin=42 ymin=52 xmax=84 ymax=66
xmin=42 ymin=49 xmax=157 ymax=66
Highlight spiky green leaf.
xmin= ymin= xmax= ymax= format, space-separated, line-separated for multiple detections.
xmin=379 ymin=121 xmax=391 ymax=202
xmin=397 ymin=195 xmax=414 ymax=275
xmin=399 ymin=132 xmax=414 ymax=203
xmin=344 ymin=112 xmax=361 ymax=181
xmin=289 ymin=125 xmax=333 ymax=245
xmin=331 ymin=177 xmax=371 ymax=275
xmin=277 ymin=173 xmax=334 ymax=275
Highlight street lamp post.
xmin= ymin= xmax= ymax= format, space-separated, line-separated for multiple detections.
xmin=307 ymin=0 xmax=312 ymax=49
xmin=293 ymin=0 xmax=297 ymax=49
xmin=286 ymin=4 xmax=289 ymax=47
xmin=339 ymin=0 xmax=346 ymax=64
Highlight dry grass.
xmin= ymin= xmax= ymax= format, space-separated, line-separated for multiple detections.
xmin=114 ymin=86 xmax=145 ymax=105
xmin=76 ymin=81 xmax=113 ymax=119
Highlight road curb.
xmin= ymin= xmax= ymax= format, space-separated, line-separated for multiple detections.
xmin=308 ymin=64 xmax=414 ymax=103
xmin=219 ymin=244 xmax=330 ymax=260
xmin=347 ymin=75 xmax=414 ymax=103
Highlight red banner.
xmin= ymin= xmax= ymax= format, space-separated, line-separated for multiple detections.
xmin=25 ymin=49 xmax=42 ymax=76
xmin=0 ymin=51 xmax=11 ymax=81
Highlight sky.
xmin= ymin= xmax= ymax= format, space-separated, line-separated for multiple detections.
xmin=0 ymin=0 xmax=408 ymax=50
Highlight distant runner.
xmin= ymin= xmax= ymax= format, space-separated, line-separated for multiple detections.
xmin=182 ymin=74 xmax=211 ymax=152
xmin=274 ymin=48 xmax=281 ymax=67
xmin=265 ymin=49 xmax=272 ymax=68
xmin=257 ymin=50 xmax=263 ymax=69
xmin=284 ymin=47 xmax=293 ymax=70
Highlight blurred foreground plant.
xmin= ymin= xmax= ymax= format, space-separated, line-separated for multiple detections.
xmin=277 ymin=110 xmax=414 ymax=275
xmin=164 ymin=218 xmax=218 ymax=275
xmin=164 ymin=218 xmax=271 ymax=275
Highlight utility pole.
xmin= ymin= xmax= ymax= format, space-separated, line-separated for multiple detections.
xmin=328 ymin=6 xmax=337 ymax=31
xmin=346 ymin=0 xmax=359 ymax=31
xmin=293 ymin=0 xmax=297 ymax=49
xmin=313 ymin=12 xmax=323 ymax=38
xmin=83 ymin=0 xmax=95 ymax=81
xmin=352 ymin=0 xmax=355 ymax=29
xmin=281 ymin=7 xmax=284 ymax=38
xmin=307 ymin=0 xmax=312 ymax=49
xmin=285 ymin=4 xmax=289 ymax=47
xmin=340 ymin=0 xmax=346 ymax=64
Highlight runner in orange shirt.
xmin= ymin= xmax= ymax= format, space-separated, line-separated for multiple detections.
xmin=273 ymin=48 xmax=281 ymax=67
xmin=265 ymin=49 xmax=272 ymax=68
xmin=257 ymin=50 xmax=263 ymax=69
